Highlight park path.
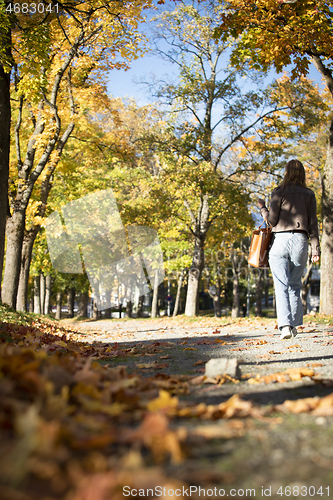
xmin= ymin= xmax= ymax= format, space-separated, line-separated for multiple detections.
xmin=63 ymin=316 xmax=333 ymax=405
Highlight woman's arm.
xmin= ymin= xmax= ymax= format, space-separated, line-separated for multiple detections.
xmin=258 ymin=189 xmax=281 ymax=226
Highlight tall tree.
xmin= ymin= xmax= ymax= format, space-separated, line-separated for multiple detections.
xmin=0 ymin=0 xmax=12 ymax=300
xmin=2 ymin=0 xmax=151 ymax=309
xmin=147 ymin=0 xmax=309 ymax=315
xmin=215 ymin=0 xmax=333 ymax=314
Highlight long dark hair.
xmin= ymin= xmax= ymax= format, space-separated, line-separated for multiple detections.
xmin=281 ymin=159 xmax=307 ymax=188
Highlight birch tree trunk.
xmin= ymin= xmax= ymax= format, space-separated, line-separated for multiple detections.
xmin=185 ymin=238 xmax=205 ymax=316
xmin=231 ymin=250 xmax=240 ymax=318
xmin=185 ymin=195 xmax=211 ymax=316
xmin=40 ymin=274 xmax=45 ymax=316
xmin=34 ymin=275 xmax=41 ymax=314
xmin=173 ymin=270 xmax=185 ymax=317
xmin=212 ymin=263 xmax=222 ymax=318
xmin=213 ymin=289 xmax=222 ymax=318
xmin=151 ymin=269 xmax=160 ymax=318
xmin=55 ymin=292 xmax=62 ymax=320
xmin=44 ymin=275 xmax=52 ymax=315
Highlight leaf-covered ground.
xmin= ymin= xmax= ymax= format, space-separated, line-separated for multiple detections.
xmin=1 ymin=307 xmax=333 ymax=500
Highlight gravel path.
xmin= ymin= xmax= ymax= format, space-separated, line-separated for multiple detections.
xmin=65 ymin=316 xmax=333 ymax=406
xmin=61 ymin=317 xmax=333 ymax=497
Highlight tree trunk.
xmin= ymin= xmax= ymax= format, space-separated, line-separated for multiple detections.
xmin=300 ymin=249 xmax=312 ymax=315
xmin=231 ymin=274 xmax=240 ymax=318
xmin=213 ymin=291 xmax=222 ymax=318
xmin=16 ymin=228 xmax=38 ymax=312
xmin=255 ymin=270 xmax=263 ymax=317
xmin=213 ymin=263 xmax=222 ymax=318
xmin=56 ymin=291 xmax=62 ymax=320
xmin=104 ymin=307 xmax=112 ymax=319
xmin=264 ymin=270 xmax=269 ymax=308
xmin=173 ymin=271 xmax=184 ymax=317
xmin=151 ymin=269 xmax=160 ymax=318
xmin=310 ymin=56 xmax=333 ymax=315
xmin=2 ymin=210 xmax=26 ymax=308
xmin=67 ymin=288 xmax=75 ymax=318
xmin=185 ymin=238 xmax=205 ymax=316
xmin=92 ymin=280 xmax=100 ymax=320
xmin=0 ymin=24 xmax=11 ymax=302
xmin=137 ymin=295 xmax=144 ymax=317
xmin=93 ymin=300 xmax=99 ymax=320
xmin=320 ymin=124 xmax=333 ymax=315
xmin=44 ymin=275 xmax=52 ymax=315
xmin=28 ymin=292 xmax=34 ymax=313
xmin=40 ymin=274 xmax=46 ymax=316
xmin=231 ymin=251 xmax=240 ymax=318
xmin=77 ymin=292 xmax=88 ymax=318
xmin=2 ymin=34 xmax=78 ymax=309
xmin=33 ymin=275 xmax=41 ymax=314
xmin=103 ymin=289 xmax=112 ymax=318
xmin=126 ymin=300 xmax=132 ymax=318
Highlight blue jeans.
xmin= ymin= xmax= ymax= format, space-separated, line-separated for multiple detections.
xmin=269 ymin=232 xmax=308 ymax=330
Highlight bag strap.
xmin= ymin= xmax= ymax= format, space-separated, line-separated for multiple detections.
xmin=258 ymin=219 xmax=272 ymax=230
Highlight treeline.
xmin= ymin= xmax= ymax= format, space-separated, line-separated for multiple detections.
xmin=0 ymin=0 xmax=332 ymax=318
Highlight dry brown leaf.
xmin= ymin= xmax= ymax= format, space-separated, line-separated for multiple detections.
xmin=203 ymin=376 xmax=219 ymax=384
xmin=136 ymin=362 xmax=158 ymax=369
xmin=189 ymin=375 xmax=206 ymax=385
xmin=146 ymin=390 xmax=179 ymax=413
xmin=285 ymin=368 xmax=314 ymax=381
xmin=191 ymin=422 xmax=244 ymax=440
xmin=312 ymin=394 xmax=333 ymax=416
xmin=277 ymin=397 xmax=320 ymax=414
xmin=193 ymin=360 xmax=205 ymax=366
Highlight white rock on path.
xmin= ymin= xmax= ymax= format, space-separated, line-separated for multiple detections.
xmin=205 ymin=358 xmax=241 ymax=379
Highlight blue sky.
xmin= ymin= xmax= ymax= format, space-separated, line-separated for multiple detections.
xmin=107 ymin=41 xmax=325 ymax=105
xmin=106 ymin=0 xmax=325 ymax=103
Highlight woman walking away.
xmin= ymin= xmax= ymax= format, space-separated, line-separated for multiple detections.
xmin=258 ymin=159 xmax=320 ymax=340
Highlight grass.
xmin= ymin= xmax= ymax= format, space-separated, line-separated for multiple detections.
xmin=0 ymin=303 xmax=39 ymax=325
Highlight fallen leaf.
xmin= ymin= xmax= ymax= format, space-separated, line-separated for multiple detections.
xmin=191 ymin=422 xmax=244 ymax=440
xmin=136 ymin=362 xmax=158 ymax=369
xmin=146 ymin=390 xmax=179 ymax=412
